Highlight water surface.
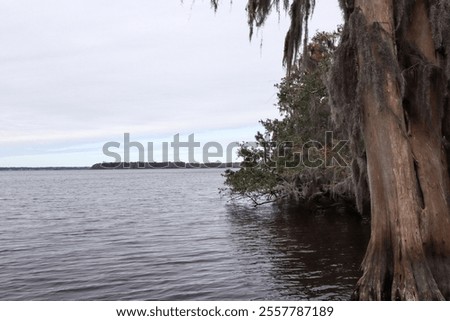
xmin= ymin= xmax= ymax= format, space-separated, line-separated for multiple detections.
xmin=0 ymin=169 xmax=369 ymax=300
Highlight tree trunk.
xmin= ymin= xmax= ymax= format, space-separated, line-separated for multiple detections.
xmin=331 ymin=0 xmax=450 ymax=300
xmin=229 ymin=0 xmax=450 ymax=300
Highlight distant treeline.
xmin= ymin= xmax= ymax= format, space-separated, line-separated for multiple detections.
xmin=0 ymin=167 xmax=90 ymax=171
xmin=91 ymin=162 xmax=241 ymax=170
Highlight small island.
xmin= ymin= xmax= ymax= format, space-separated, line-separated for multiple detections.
xmin=90 ymin=162 xmax=241 ymax=170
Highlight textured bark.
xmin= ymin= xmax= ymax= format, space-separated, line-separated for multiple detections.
xmin=329 ymin=0 xmax=450 ymax=300
xmin=213 ymin=0 xmax=450 ymax=300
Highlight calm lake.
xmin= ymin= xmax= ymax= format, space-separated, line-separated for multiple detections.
xmin=0 ymin=169 xmax=369 ymax=300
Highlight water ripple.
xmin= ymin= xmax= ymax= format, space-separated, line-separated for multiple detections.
xmin=0 ymin=169 xmax=369 ymax=300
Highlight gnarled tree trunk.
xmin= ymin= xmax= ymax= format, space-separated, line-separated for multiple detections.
xmin=330 ymin=0 xmax=450 ymax=300
xmin=213 ymin=0 xmax=450 ymax=300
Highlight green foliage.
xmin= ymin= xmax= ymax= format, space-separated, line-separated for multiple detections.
xmin=221 ymin=167 xmax=280 ymax=206
xmin=222 ymin=30 xmax=354 ymax=207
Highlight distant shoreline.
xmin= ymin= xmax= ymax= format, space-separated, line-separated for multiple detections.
xmin=91 ymin=162 xmax=241 ymax=170
xmin=0 ymin=162 xmax=241 ymax=171
xmin=0 ymin=167 xmax=91 ymax=171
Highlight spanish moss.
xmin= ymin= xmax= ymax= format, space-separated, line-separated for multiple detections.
xmin=212 ymin=0 xmax=315 ymax=72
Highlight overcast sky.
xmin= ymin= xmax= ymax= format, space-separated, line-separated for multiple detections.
xmin=0 ymin=0 xmax=342 ymax=167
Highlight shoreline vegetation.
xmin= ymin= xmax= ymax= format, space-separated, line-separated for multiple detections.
xmin=219 ymin=30 xmax=360 ymax=211
xmin=219 ymin=0 xmax=450 ymax=300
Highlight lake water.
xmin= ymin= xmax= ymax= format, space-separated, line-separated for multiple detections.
xmin=0 ymin=169 xmax=369 ymax=300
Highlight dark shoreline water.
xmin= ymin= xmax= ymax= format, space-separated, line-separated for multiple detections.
xmin=0 ymin=169 xmax=369 ymax=300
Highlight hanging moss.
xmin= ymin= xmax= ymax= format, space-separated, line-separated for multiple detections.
xmin=210 ymin=0 xmax=450 ymax=300
xmin=328 ymin=0 xmax=450 ymax=214
xmin=396 ymin=0 xmax=450 ymax=178
xmin=212 ymin=0 xmax=314 ymax=72
xmin=426 ymin=1 xmax=450 ymax=178
xmin=327 ymin=8 xmax=370 ymax=215
xmin=211 ymin=0 xmax=450 ymax=212
xmin=430 ymin=1 xmax=450 ymax=75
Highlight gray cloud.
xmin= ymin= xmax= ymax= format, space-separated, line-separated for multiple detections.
xmin=0 ymin=0 xmax=341 ymax=166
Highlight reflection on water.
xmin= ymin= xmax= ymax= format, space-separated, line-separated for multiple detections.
xmin=0 ymin=170 xmax=369 ymax=301
xmin=226 ymin=203 xmax=370 ymax=300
